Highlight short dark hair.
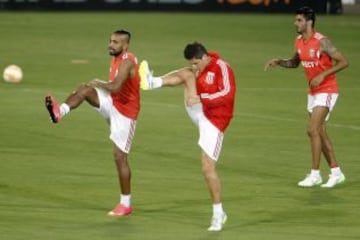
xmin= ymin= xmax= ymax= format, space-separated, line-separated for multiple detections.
xmin=296 ymin=6 xmax=316 ymax=27
xmin=113 ymin=29 xmax=131 ymax=42
xmin=183 ymin=42 xmax=208 ymax=60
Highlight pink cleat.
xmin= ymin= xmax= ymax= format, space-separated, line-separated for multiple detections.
xmin=108 ymin=204 xmax=133 ymax=216
xmin=45 ymin=95 xmax=61 ymax=123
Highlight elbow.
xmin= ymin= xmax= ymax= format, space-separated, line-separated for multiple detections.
xmin=340 ymin=58 xmax=349 ymax=69
xmin=291 ymin=60 xmax=300 ymax=68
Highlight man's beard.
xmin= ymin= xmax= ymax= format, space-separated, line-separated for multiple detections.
xmin=109 ymin=48 xmax=122 ymax=57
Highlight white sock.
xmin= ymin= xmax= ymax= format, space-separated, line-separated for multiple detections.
xmin=213 ymin=203 xmax=224 ymax=216
xmin=331 ymin=167 xmax=342 ymax=176
xmin=60 ymin=103 xmax=70 ymax=117
xmin=151 ymin=77 xmax=163 ymax=89
xmin=120 ymin=194 xmax=131 ymax=207
xmin=310 ymin=169 xmax=320 ymax=178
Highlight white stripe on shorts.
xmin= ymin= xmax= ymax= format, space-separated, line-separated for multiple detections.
xmin=198 ymin=116 xmax=224 ymax=161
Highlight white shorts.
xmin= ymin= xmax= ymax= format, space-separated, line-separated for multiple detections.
xmin=94 ymin=88 xmax=136 ymax=154
xmin=198 ymin=115 xmax=224 ymax=161
xmin=307 ymin=93 xmax=338 ymax=121
xmin=186 ymin=102 xmax=224 ymax=161
xmin=185 ymin=102 xmax=204 ymax=126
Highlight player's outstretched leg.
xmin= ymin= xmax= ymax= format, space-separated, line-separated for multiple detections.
xmin=45 ymin=95 xmax=61 ymax=123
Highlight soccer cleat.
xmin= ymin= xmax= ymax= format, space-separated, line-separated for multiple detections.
xmin=208 ymin=213 xmax=227 ymax=232
xmin=139 ymin=60 xmax=153 ymax=90
xmin=298 ymin=174 xmax=322 ymax=187
xmin=45 ymin=95 xmax=61 ymax=123
xmin=321 ymin=173 xmax=345 ymax=188
xmin=107 ymin=204 xmax=133 ymax=216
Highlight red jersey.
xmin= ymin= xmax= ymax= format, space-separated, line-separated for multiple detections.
xmin=197 ymin=52 xmax=236 ymax=132
xmin=295 ymin=32 xmax=338 ymax=95
xmin=109 ymin=51 xmax=140 ymax=120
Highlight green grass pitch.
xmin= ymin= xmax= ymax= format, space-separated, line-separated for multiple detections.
xmin=0 ymin=12 xmax=359 ymax=240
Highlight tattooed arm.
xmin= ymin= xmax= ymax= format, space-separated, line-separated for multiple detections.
xmin=309 ymin=38 xmax=349 ymax=88
xmin=320 ymin=38 xmax=349 ymax=75
xmin=264 ymin=51 xmax=300 ymax=71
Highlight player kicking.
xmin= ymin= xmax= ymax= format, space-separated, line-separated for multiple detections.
xmin=45 ymin=29 xmax=140 ymax=216
xmin=139 ymin=42 xmax=236 ymax=231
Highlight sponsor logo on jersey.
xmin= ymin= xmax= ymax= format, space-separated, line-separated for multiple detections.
xmin=301 ymin=61 xmax=319 ymax=68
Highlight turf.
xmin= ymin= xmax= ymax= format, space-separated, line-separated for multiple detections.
xmin=0 ymin=12 xmax=359 ymax=240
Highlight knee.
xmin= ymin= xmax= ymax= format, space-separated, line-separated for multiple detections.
xmin=114 ymin=150 xmax=127 ymax=162
xmin=182 ymin=69 xmax=196 ymax=80
xmin=201 ymin=164 xmax=210 ymax=175
xmin=78 ymin=82 xmax=88 ymax=88
xmin=307 ymin=126 xmax=321 ymax=138
xmin=201 ymin=161 xmax=216 ymax=178
xmin=74 ymin=83 xmax=92 ymax=96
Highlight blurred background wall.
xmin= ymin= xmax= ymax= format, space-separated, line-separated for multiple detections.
xmin=0 ymin=0 xmax=357 ymax=14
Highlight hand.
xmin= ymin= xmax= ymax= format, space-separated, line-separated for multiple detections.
xmin=264 ymin=59 xmax=279 ymax=71
xmin=309 ymin=74 xmax=324 ymax=88
xmin=186 ymin=96 xmax=200 ymax=106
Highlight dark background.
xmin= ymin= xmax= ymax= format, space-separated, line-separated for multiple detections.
xmin=0 ymin=0 xmax=343 ymax=14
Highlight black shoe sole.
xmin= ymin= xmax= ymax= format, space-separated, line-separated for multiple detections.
xmin=45 ymin=96 xmax=58 ymax=123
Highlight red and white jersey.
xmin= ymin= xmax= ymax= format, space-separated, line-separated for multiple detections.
xmin=109 ymin=51 xmax=140 ymax=120
xmin=295 ymin=32 xmax=338 ymax=95
xmin=197 ymin=52 xmax=236 ymax=132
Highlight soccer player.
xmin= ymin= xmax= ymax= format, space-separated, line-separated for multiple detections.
xmin=140 ymin=42 xmax=236 ymax=231
xmin=264 ymin=6 xmax=349 ymax=188
xmin=45 ymin=29 xmax=140 ymax=216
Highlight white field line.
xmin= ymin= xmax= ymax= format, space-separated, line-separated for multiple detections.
xmin=146 ymin=101 xmax=360 ymax=131
xmin=13 ymin=87 xmax=360 ymax=131
xmin=236 ymin=112 xmax=360 ymax=131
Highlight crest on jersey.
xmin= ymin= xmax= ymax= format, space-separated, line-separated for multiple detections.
xmin=309 ymin=48 xmax=315 ymax=58
xmin=206 ymin=72 xmax=215 ymax=84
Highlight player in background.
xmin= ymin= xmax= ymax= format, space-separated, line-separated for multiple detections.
xmin=139 ymin=42 xmax=236 ymax=231
xmin=45 ymin=29 xmax=140 ymax=216
xmin=264 ymin=6 xmax=349 ymax=188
